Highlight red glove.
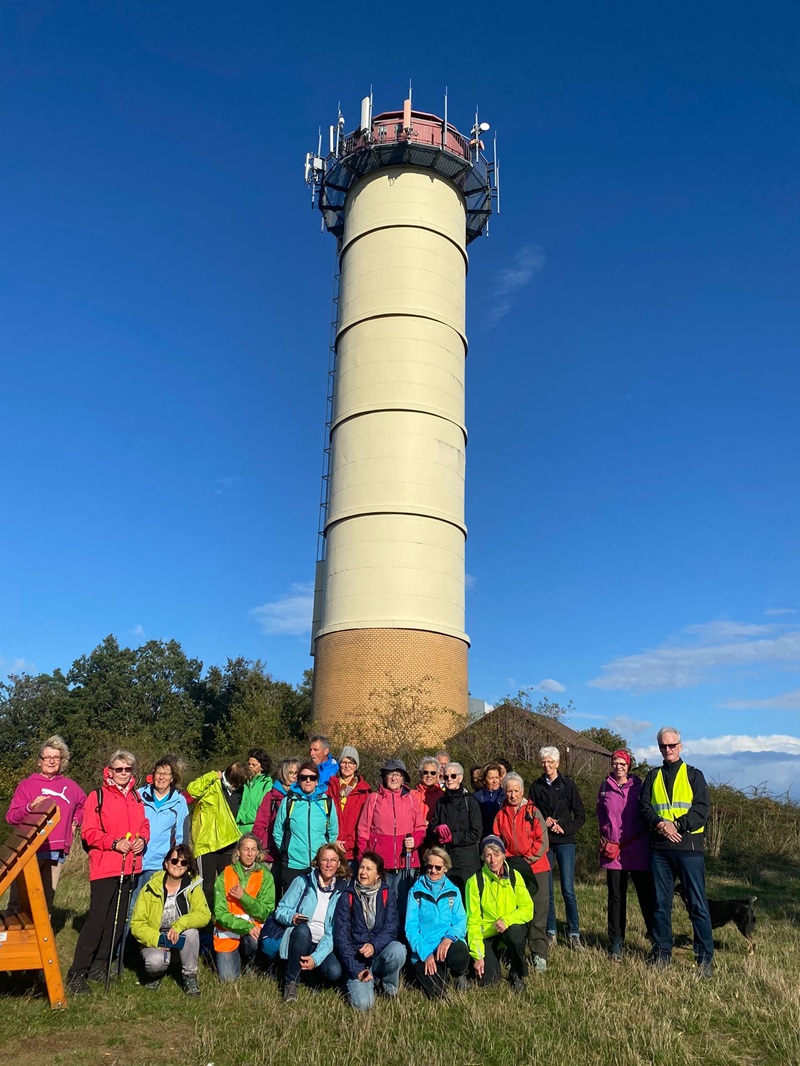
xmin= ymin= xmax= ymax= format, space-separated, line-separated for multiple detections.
xmin=436 ymin=824 xmax=453 ymax=845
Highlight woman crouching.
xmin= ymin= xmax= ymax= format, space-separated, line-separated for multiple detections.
xmin=130 ymin=844 xmax=208 ymax=995
xmin=466 ymin=835 xmax=532 ymax=993
xmin=213 ymin=834 xmax=275 ymax=982
xmin=334 ymin=851 xmax=406 ymax=1010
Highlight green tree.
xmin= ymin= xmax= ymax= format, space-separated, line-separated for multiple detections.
xmin=496 ymin=688 xmax=574 ymax=722
xmin=212 ymin=659 xmax=308 ymax=758
xmin=579 ymin=726 xmax=629 ymax=753
xmin=0 ymin=669 xmax=71 ymax=771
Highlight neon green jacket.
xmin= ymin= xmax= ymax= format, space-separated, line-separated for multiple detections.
xmin=465 ymin=862 xmax=533 ymax=959
xmin=187 ymin=771 xmax=240 ymax=857
xmin=130 ymin=870 xmax=210 ymax=948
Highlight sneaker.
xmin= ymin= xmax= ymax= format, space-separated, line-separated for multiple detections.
xmin=142 ymin=977 xmax=162 ymax=991
xmin=183 ymin=974 xmax=200 ymax=996
xmin=609 ymin=940 xmax=623 ymax=962
xmin=568 ymin=937 xmax=585 ymax=952
xmin=87 ymin=961 xmax=110 ymax=983
xmin=510 ymin=975 xmax=525 ymax=994
xmin=66 ymin=972 xmax=92 ymax=996
xmin=454 ymin=974 xmax=469 ymax=991
xmin=283 ymin=981 xmax=299 ymax=1002
xmin=696 ymin=961 xmax=713 ymax=981
xmin=532 ymin=955 xmax=547 ymax=974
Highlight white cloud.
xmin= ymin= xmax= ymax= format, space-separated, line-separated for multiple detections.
xmin=612 ymin=715 xmax=652 ymax=738
xmin=0 ymin=656 xmax=35 ymax=677
xmin=131 ymin=624 xmax=144 ymax=639
xmin=719 ymin=688 xmax=800 ymax=711
xmin=486 ymin=244 xmax=545 ymax=324
xmin=587 ymin=620 xmax=800 ymax=692
xmin=533 ymin=678 xmax=566 ymax=693
xmin=636 ymin=733 xmax=800 ymax=761
xmin=251 ymin=582 xmax=314 ymax=637
xmin=465 ymin=573 xmax=477 ymax=590
xmin=764 ymin=608 xmax=797 ymax=617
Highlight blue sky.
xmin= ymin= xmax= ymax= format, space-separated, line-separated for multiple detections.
xmin=2 ymin=4 xmax=799 ymax=795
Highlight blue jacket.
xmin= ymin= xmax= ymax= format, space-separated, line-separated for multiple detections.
xmin=273 ymin=786 xmax=339 ymax=871
xmin=316 ymin=754 xmax=338 ymax=789
xmin=405 ymin=873 xmax=467 ymax=963
xmin=274 ymin=871 xmax=348 ymax=964
xmin=333 ymin=880 xmax=400 ymax=980
xmin=138 ymin=785 xmax=189 ymax=872
xmin=473 ymin=786 xmax=505 ymax=837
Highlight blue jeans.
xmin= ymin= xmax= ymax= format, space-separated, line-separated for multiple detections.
xmin=650 ymin=849 xmax=714 ymax=964
xmin=215 ymin=933 xmax=258 ymax=982
xmin=345 ymin=941 xmax=407 ymax=1011
xmin=547 ymin=843 xmax=580 ymax=938
xmin=284 ymin=921 xmax=342 ymax=987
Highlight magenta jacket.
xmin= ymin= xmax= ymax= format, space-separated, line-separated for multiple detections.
xmin=596 ymin=774 xmax=650 ymax=871
xmin=357 ymin=786 xmax=427 ymax=871
xmin=6 ymin=772 xmax=88 ymax=854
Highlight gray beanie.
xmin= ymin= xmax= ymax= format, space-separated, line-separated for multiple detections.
xmin=480 ymin=834 xmax=507 ymax=855
xmin=339 ymin=745 xmax=360 ymax=768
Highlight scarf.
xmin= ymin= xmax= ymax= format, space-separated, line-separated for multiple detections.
xmin=353 ymin=879 xmax=382 ymax=930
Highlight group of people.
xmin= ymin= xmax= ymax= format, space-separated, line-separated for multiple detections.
xmin=4 ymin=725 xmax=716 ymax=1004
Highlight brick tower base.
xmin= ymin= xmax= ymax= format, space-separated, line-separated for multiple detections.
xmin=312 ymin=628 xmax=468 ymax=746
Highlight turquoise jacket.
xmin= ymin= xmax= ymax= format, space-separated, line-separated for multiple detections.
xmin=405 ymin=873 xmax=467 ymax=963
xmin=272 ymin=786 xmax=339 ymax=871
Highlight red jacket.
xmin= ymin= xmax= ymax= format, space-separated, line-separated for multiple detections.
xmin=357 ymin=786 xmax=427 ymax=871
xmin=413 ymin=781 xmax=443 ymax=823
xmin=81 ymin=775 xmax=150 ymax=881
xmin=327 ymin=774 xmax=372 ymax=860
xmin=493 ymin=800 xmax=550 ymax=874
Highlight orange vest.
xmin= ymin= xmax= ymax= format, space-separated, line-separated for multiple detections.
xmin=213 ymin=865 xmax=265 ymax=951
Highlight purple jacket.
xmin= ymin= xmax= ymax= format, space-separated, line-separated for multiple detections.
xmin=596 ymin=775 xmax=650 ymax=871
xmin=6 ymin=772 xmax=87 ymax=854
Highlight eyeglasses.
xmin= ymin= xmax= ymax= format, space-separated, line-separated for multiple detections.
xmin=40 ymin=755 xmax=61 ymax=762
xmin=298 ymin=774 xmax=318 ymax=782
xmin=111 ymin=766 xmax=132 ymax=774
xmin=445 ymin=773 xmax=461 ymax=780
xmin=426 ymin=863 xmax=445 ymax=871
xmin=167 ymin=858 xmax=188 ymax=867
xmin=659 ymin=742 xmax=680 ymax=750
xmin=421 ymin=770 xmax=438 ymax=776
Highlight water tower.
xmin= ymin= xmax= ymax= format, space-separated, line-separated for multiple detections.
xmin=305 ymin=90 xmax=498 ymax=742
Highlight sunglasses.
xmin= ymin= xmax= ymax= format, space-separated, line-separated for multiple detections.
xmin=426 ymin=863 xmax=445 ymax=872
xmin=445 ymin=773 xmax=461 ymax=780
xmin=659 ymin=742 xmax=680 ymax=750
xmin=421 ymin=770 xmax=438 ymax=776
xmin=167 ymin=858 xmax=188 ymax=867
xmin=298 ymin=774 xmax=318 ymax=782
xmin=111 ymin=766 xmax=132 ymax=773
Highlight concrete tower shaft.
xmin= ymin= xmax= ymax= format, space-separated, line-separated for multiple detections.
xmin=306 ymin=98 xmax=496 ymax=741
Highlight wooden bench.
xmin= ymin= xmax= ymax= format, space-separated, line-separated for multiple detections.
xmin=0 ymin=802 xmax=67 ymax=1008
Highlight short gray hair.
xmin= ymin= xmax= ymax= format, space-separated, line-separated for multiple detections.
xmin=40 ymin=735 xmax=70 ymax=772
xmin=108 ymin=749 xmax=137 ymax=774
xmin=503 ymin=772 xmax=525 ymax=792
xmin=445 ymin=762 xmax=464 ymax=777
xmin=419 ymin=755 xmax=438 ymax=773
xmin=539 ymin=746 xmax=560 ymax=763
xmin=657 ymin=726 xmax=681 ymax=744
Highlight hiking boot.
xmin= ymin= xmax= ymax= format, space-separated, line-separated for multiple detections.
xmin=454 ymin=974 xmax=469 ymax=991
xmin=609 ymin=940 xmax=623 ymax=962
xmin=568 ymin=936 xmax=585 ymax=952
xmin=532 ymin=955 xmax=547 ymax=974
xmin=66 ymin=972 xmax=92 ymax=996
xmin=283 ymin=981 xmax=299 ymax=1002
xmin=142 ymin=977 xmax=162 ymax=990
xmin=87 ymin=961 xmax=110 ymax=983
xmin=696 ymin=961 xmax=714 ymax=980
xmin=510 ymin=975 xmax=525 ymax=994
xmin=547 ymin=932 xmax=557 ymax=947
xmin=183 ymin=974 xmax=200 ymax=996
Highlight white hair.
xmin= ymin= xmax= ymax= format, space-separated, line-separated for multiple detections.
xmin=539 ymin=746 xmax=560 ymax=763
xmin=503 ymin=772 xmax=525 ymax=792
xmin=657 ymin=726 xmax=682 ymax=744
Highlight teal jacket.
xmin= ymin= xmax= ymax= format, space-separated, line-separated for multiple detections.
xmin=272 ymin=787 xmax=338 ymax=871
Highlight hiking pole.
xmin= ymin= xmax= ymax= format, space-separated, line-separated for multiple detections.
xmin=106 ymin=834 xmax=132 ymax=992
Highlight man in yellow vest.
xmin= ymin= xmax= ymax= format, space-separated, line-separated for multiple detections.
xmin=639 ymin=726 xmax=714 ymax=978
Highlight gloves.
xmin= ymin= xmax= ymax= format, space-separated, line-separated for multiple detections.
xmin=436 ymin=824 xmax=453 ymax=845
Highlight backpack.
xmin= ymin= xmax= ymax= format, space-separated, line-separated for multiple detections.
xmin=82 ymin=786 xmax=143 ymax=852
xmin=474 ymin=864 xmax=517 ymax=921
xmin=280 ymin=793 xmax=334 ymax=859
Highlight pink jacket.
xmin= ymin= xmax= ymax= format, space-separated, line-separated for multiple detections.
xmin=596 ymin=774 xmax=650 ymax=871
xmin=357 ymin=786 xmax=427 ymax=871
xmin=81 ymin=775 xmax=150 ymax=881
xmin=6 ymin=773 xmax=87 ymax=854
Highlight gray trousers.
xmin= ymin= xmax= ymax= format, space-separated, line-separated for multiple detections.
xmin=140 ymin=927 xmax=200 ymax=976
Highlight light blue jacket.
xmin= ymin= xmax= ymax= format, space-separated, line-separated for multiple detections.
xmin=405 ymin=873 xmax=467 ymax=963
xmin=273 ymin=786 xmax=339 ymax=871
xmin=274 ymin=870 xmax=348 ymax=964
xmin=138 ymin=785 xmax=189 ymax=872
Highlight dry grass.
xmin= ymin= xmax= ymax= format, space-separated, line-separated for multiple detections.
xmin=1 ymin=855 xmax=798 ymax=1066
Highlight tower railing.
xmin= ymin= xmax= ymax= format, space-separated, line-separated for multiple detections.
xmin=316 ymin=268 xmax=340 ymax=562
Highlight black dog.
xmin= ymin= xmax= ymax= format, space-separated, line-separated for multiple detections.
xmin=676 ymin=884 xmax=757 ymax=953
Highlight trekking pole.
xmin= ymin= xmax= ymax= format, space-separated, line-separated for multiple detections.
xmin=106 ymin=834 xmax=132 ymax=992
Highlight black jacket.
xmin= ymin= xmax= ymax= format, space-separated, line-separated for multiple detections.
xmin=529 ymin=773 xmax=586 ymax=846
xmin=639 ymin=759 xmax=709 ymax=852
xmin=429 ymin=786 xmax=482 ymax=877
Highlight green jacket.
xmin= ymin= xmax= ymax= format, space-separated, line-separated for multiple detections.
xmin=237 ymin=774 xmax=274 ymax=835
xmin=187 ymin=770 xmax=240 ymax=857
xmin=214 ymin=860 xmax=275 ymax=935
xmin=130 ymin=870 xmax=211 ymax=948
xmin=465 ymin=862 xmax=533 ymax=959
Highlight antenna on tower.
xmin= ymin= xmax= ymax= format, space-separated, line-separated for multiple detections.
xmin=442 ymin=86 xmax=448 ymax=148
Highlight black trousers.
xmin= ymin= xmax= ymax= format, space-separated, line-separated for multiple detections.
xmin=412 ymin=939 xmax=470 ymax=999
xmin=282 ymin=865 xmax=311 ymax=893
xmin=606 ymin=868 xmax=656 ymax=943
xmin=69 ymin=875 xmax=133 ymax=976
xmin=480 ymin=923 xmax=528 ymax=985
xmin=198 ymin=845 xmax=235 ymax=926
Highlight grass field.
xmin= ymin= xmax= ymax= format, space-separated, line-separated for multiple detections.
xmin=2 ymin=853 xmax=798 ymax=1066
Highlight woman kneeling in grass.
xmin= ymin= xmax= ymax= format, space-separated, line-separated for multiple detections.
xmin=466 ymin=835 xmax=532 ymax=993
xmin=130 ymin=844 xmax=209 ymax=996
xmin=213 ymin=834 xmax=275 ymax=981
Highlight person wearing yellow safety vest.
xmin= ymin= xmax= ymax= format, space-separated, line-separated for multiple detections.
xmin=213 ymin=834 xmax=275 ymax=982
xmin=639 ymin=726 xmax=714 ymax=978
